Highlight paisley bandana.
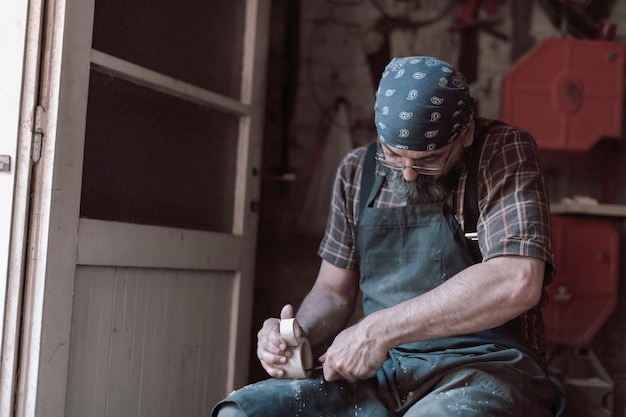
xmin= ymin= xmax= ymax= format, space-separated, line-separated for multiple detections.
xmin=374 ymin=56 xmax=474 ymax=151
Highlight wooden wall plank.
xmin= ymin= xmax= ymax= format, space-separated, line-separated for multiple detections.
xmin=77 ymin=219 xmax=243 ymax=271
xmin=66 ymin=266 xmax=234 ymax=417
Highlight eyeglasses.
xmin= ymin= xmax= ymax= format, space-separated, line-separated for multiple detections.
xmin=375 ymin=139 xmax=456 ymax=176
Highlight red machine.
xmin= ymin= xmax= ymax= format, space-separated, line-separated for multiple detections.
xmin=544 ymin=216 xmax=619 ymax=347
xmin=501 ymin=38 xmax=624 ymax=152
xmin=501 ymin=37 xmax=625 ymax=417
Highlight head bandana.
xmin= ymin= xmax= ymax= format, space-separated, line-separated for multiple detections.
xmin=374 ymin=56 xmax=473 ymax=151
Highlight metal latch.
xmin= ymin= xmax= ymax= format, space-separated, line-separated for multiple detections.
xmin=0 ymin=155 xmax=10 ymax=172
xmin=32 ymin=105 xmax=45 ymax=163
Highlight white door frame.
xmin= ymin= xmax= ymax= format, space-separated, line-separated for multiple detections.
xmin=11 ymin=0 xmax=271 ymax=415
xmin=0 ymin=0 xmax=44 ymax=415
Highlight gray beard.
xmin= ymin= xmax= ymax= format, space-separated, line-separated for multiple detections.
xmin=385 ymin=170 xmax=449 ymax=204
xmin=383 ymin=149 xmax=468 ymax=204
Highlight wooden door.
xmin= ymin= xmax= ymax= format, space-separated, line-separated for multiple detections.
xmin=14 ymin=1 xmax=270 ymax=416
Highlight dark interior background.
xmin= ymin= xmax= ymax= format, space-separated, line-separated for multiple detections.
xmin=250 ymin=1 xmax=626 ymax=416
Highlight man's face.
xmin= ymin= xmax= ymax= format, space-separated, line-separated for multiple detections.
xmin=380 ymin=121 xmax=474 ymax=204
xmin=384 ymin=153 xmax=464 ymax=204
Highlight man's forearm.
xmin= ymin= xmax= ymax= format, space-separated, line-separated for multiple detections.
xmin=364 ymin=256 xmax=545 ymax=350
xmin=296 ymin=286 xmax=357 ymax=352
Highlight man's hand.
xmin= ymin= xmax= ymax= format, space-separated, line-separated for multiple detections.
xmin=319 ymin=317 xmax=388 ymax=382
xmin=258 ymin=260 xmax=361 ymax=379
xmin=256 ymin=304 xmax=295 ymax=378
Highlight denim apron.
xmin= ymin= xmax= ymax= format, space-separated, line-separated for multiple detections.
xmin=355 ymin=176 xmax=554 ymax=415
xmin=357 ymin=180 xmax=535 ymax=353
xmin=211 ymin=188 xmax=557 ymax=417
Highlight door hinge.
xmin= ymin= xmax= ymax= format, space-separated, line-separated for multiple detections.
xmin=32 ymin=105 xmax=45 ymax=163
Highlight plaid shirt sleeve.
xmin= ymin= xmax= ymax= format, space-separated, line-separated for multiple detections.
xmin=317 ymin=146 xmax=367 ymax=270
xmin=475 ymin=121 xmax=555 ymax=283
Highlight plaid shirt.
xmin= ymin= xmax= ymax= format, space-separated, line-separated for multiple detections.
xmin=318 ymin=117 xmax=554 ymax=355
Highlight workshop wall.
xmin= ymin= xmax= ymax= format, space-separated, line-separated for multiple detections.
xmin=253 ymin=0 xmax=626 ymax=414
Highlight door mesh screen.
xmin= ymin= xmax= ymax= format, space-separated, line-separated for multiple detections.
xmin=80 ymin=70 xmax=238 ymax=233
xmin=91 ymin=0 xmax=245 ymax=99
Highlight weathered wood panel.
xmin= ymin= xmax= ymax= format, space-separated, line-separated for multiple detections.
xmin=66 ymin=266 xmax=234 ymax=417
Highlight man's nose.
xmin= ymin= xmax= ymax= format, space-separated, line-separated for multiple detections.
xmin=402 ymin=166 xmax=419 ymax=181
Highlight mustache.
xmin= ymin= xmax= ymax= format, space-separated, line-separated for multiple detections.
xmin=385 ymin=170 xmax=448 ymax=204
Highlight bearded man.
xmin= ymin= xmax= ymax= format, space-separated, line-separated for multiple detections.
xmin=213 ymin=56 xmax=561 ymax=417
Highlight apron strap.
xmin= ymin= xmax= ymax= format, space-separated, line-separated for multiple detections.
xmin=359 ymin=141 xmax=379 ymax=215
xmin=463 ymin=120 xmax=502 ymax=263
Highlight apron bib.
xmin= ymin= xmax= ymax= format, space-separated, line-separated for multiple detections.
xmin=356 ymin=177 xmax=537 ymax=412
